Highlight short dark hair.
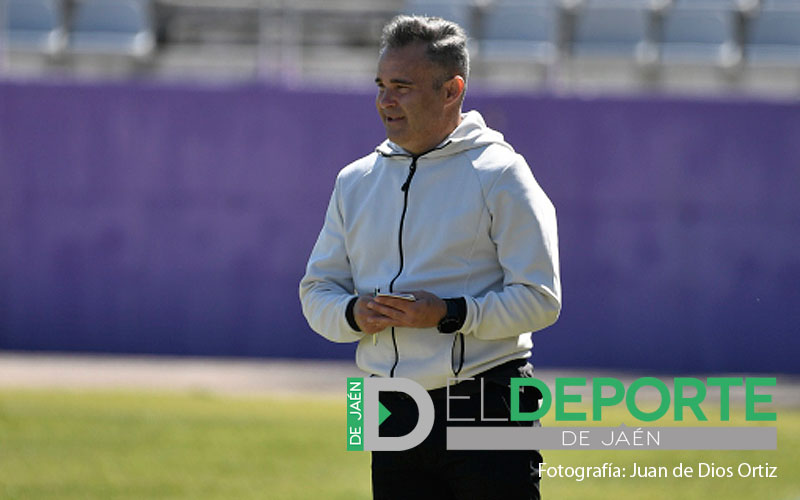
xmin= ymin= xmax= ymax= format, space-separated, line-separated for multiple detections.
xmin=380 ymin=15 xmax=470 ymax=89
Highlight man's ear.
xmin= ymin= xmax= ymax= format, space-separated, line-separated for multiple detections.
xmin=444 ymin=76 xmax=465 ymax=105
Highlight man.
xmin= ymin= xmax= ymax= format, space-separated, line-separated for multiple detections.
xmin=299 ymin=15 xmax=561 ymax=500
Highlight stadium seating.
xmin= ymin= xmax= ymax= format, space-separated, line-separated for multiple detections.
xmin=69 ymin=0 xmax=155 ymax=58
xmin=4 ymin=0 xmax=66 ymax=55
xmin=660 ymin=0 xmax=739 ymax=66
xmin=1 ymin=0 xmax=798 ymax=95
xmin=480 ymin=0 xmax=558 ymax=65
xmin=558 ymin=0 xmax=657 ymax=90
xmin=745 ymin=0 xmax=800 ymax=65
xmin=403 ymin=0 xmax=474 ymax=32
xmin=570 ymin=0 xmax=655 ymax=64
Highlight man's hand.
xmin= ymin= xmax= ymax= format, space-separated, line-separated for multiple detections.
xmin=367 ymin=290 xmax=447 ymax=329
xmin=353 ymin=294 xmax=395 ymax=334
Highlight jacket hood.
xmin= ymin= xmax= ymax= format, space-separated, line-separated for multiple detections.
xmin=375 ymin=110 xmax=514 ymax=160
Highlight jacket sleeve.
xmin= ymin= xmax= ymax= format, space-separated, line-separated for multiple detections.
xmin=460 ymin=156 xmax=562 ymax=340
xmin=298 ymin=178 xmax=365 ymax=343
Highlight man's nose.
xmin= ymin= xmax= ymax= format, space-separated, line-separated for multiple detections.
xmin=378 ymin=90 xmax=396 ymax=108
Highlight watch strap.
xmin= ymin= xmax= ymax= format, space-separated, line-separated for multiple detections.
xmin=345 ymin=296 xmax=361 ymax=332
xmin=438 ymin=297 xmax=466 ymax=333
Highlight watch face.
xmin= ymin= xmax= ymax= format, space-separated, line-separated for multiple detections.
xmin=438 ymin=317 xmax=460 ymax=334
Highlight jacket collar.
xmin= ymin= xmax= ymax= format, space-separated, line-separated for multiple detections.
xmin=375 ymin=110 xmax=512 ymax=160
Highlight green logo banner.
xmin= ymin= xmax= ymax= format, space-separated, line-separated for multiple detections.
xmin=347 ymin=377 xmax=364 ymax=451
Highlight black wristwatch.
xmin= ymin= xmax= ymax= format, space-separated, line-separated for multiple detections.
xmin=437 ymin=298 xmax=466 ymax=334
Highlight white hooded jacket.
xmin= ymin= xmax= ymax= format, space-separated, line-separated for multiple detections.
xmin=299 ymin=110 xmax=561 ymax=390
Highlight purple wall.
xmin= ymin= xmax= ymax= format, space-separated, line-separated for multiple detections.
xmin=1 ymin=80 xmax=798 ymax=373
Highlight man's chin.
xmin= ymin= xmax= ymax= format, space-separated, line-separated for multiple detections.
xmin=385 ymin=130 xmax=408 ymax=147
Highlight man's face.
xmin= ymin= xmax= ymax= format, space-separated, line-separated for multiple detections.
xmin=375 ymin=43 xmax=454 ymax=155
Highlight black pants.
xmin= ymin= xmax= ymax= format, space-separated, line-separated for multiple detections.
xmin=371 ymin=362 xmax=542 ymax=500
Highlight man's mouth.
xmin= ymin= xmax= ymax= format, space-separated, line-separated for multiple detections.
xmin=385 ymin=116 xmax=405 ymax=123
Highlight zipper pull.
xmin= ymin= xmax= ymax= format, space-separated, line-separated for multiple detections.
xmin=373 ymin=288 xmax=380 ymax=346
xmin=401 ymin=158 xmax=418 ymax=192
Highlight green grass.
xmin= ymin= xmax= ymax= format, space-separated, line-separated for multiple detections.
xmin=0 ymin=390 xmax=370 ymax=500
xmin=0 ymin=389 xmax=798 ymax=499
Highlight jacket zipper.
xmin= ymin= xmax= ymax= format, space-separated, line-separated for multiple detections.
xmin=376 ymin=141 xmax=449 ymax=378
xmin=388 ymin=155 xmax=419 ymax=377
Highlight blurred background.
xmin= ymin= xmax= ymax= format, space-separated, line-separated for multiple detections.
xmin=1 ymin=0 xmax=799 ymax=374
xmin=1 ymin=4 xmax=799 ymax=498
xmin=3 ymin=0 xmax=800 ymax=93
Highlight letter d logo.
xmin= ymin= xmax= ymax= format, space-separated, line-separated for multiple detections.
xmin=364 ymin=378 xmax=434 ymax=451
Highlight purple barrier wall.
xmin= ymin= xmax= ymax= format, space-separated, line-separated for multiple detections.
xmin=1 ymin=80 xmax=798 ymax=373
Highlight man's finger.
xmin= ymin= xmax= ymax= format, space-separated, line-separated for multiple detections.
xmin=373 ymin=295 xmax=415 ymax=310
xmin=368 ymin=300 xmax=408 ymax=319
xmin=360 ymin=313 xmax=390 ymax=334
